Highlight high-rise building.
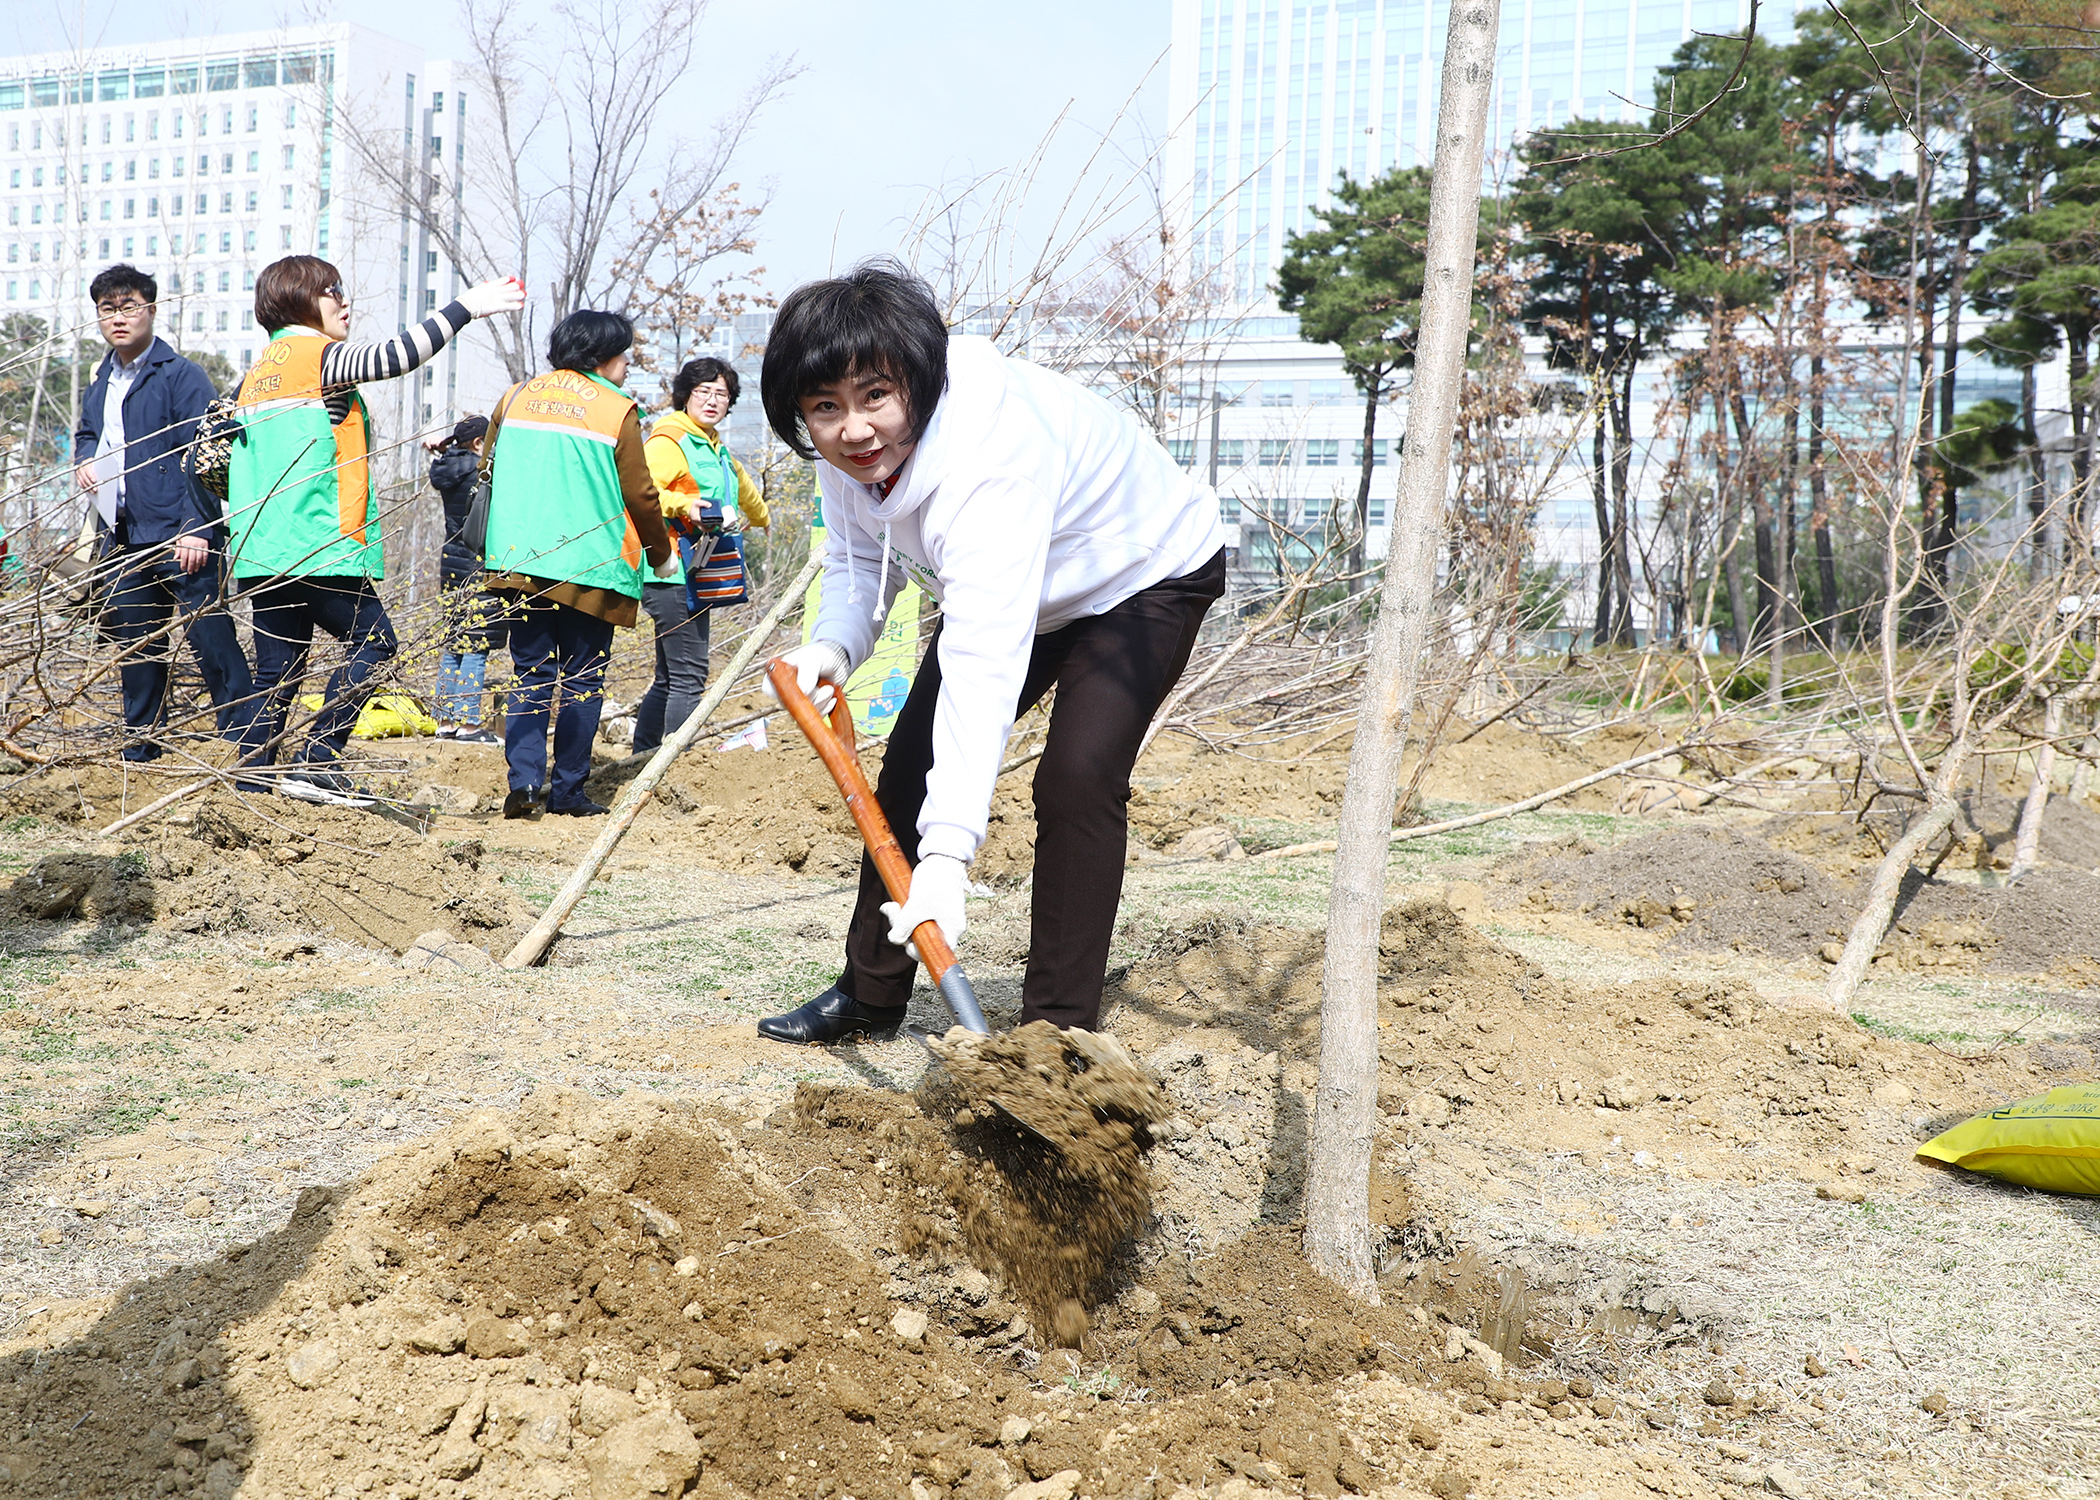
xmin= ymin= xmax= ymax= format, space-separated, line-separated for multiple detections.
xmin=1167 ymin=0 xmax=1760 ymax=302
xmin=0 ymin=24 xmax=497 ymax=456
xmin=1150 ymin=0 xmax=1759 ymax=582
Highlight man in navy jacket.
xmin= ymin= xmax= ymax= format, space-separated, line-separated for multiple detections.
xmin=73 ymin=264 xmax=255 ymax=762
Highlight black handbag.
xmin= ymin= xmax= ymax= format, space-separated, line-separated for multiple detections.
xmin=461 ymin=388 xmax=518 ymax=558
xmin=461 ymin=474 xmax=492 ymax=556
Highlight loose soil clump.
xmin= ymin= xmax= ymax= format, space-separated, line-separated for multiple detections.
xmin=920 ymin=1022 xmax=1171 ymax=1346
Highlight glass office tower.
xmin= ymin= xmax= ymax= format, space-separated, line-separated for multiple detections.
xmin=1167 ymin=0 xmax=1760 ymax=301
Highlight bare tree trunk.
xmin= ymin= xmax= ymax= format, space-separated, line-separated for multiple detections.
xmin=1809 ymin=346 xmax=1839 ymax=649
xmin=1825 ymin=780 xmax=1960 ymax=1013
xmin=1710 ymin=362 xmax=1750 ymax=657
xmin=1722 ymin=491 xmax=1751 ymax=659
xmin=1927 ymin=134 xmax=1981 ymax=606
xmin=1305 ymin=0 xmax=1498 ymax=1304
xmin=1772 ymin=312 xmax=1801 ymax=705
xmin=1828 ymin=476 xmax=1963 ymax=1015
xmin=1608 ymin=359 xmax=1637 ymax=646
xmin=2074 ymin=333 xmax=2096 ymax=551
xmin=2010 ymin=693 xmax=2064 ymax=879
xmin=1351 ymin=381 xmax=1381 ymax=591
xmin=2070 ymin=718 xmax=2097 ymax=802
xmin=2024 ymin=363 xmax=2052 ymax=576
xmin=1590 ymin=399 xmax=1612 ymax=644
xmin=1731 ymin=388 xmax=1777 ymax=656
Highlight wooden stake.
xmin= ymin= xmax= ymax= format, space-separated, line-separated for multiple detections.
xmin=502 ymin=555 xmax=822 ymax=970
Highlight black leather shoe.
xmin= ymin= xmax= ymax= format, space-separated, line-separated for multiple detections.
xmin=756 ymin=986 xmax=904 ymax=1045
xmin=502 ymin=788 xmax=544 ymax=820
xmin=549 ymin=796 xmax=610 ymax=817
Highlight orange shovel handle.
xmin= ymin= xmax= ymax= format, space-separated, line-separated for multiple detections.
xmin=765 ymin=659 xmax=964 ymax=984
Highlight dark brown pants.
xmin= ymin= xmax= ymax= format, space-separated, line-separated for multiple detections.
xmin=837 ymin=549 xmax=1226 ymax=1029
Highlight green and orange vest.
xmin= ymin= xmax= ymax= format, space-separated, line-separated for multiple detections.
xmin=226 ymin=328 xmax=382 ymax=580
xmin=483 ymin=369 xmax=646 ymax=599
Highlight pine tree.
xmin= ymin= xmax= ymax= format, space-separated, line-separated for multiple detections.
xmin=1275 ymin=168 xmax=1436 ymax=587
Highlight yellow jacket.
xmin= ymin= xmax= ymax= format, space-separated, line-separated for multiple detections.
xmin=643 ymin=411 xmax=769 ymax=528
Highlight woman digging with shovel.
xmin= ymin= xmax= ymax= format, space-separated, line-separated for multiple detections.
xmin=754 ymin=261 xmax=1226 ymax=1047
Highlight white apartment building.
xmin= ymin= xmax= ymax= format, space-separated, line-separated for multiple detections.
xmin=0 ymin=24 xmax=501 ymax=467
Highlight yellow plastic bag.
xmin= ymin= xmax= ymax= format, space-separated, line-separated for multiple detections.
xmin=1915 ymin=1084 xmax=2100 ymax=1195
xmin=295 ymin=692 xmax=439 ymax=739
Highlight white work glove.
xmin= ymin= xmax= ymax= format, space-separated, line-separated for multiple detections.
xmin=650 ymin=552 xmax=684 ymax=582
xmin=719 ymin=510 xmax=747 ymax=537
xmin=458 ymin=276 xmax=526 ymax=319
xmin=764 ymin=639 xmax=851 ymax=715
xmin=882 ymin=853 xmax=969 ymax=961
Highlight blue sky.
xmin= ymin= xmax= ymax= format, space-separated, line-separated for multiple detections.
xmin=4 ymin=0 xmax=1170 ymax=294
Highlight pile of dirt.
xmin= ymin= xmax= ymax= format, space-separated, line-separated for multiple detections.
xmin=1958 ymin=791 xmax=2100 ymax=871
xmin=1490 ymin=826 xmax=1857 ymax=959
xmin=1762 ymin=796 xmax=2100 ymax=884
xmin=0 ymin=1089 xmax=1013 ymax=1500
xmin=0 ymin=1084 xmax=1727 ymax=1500
xmin=1893 ymin=866 xmax=2100 ymax=980
xmin=1127 ymin=752 xmax=1347 ymax=852
xmin=0 ymin=791 xmax=532 ymax=955
xmin=1410 ymin=718 xmax=1649 ymax=813
xmin=580 ymin=737 xmax=1059 ymax=886
xmin=1491 ymin=822 xmax=2100 ymax=979
xmin=1092 ymin=899 xmax=2050 ymax=1253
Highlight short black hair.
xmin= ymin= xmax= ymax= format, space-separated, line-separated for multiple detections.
xmin=548 ymin=310 xmax=635 ymax=375
xmin=89 ymin=263 xmax=157 ymax=307
xmin=761 ymin=259 xmax=948 ymax=461
xmin=671 ymin=356 xmax=740 ymax=413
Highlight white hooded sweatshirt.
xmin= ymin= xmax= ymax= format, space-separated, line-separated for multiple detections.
xmin=810 ymin=335 xmax=1225 ymax=866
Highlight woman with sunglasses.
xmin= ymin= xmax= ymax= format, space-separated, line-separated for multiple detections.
xmin=225 ymin=255 xmax=524 ymax=804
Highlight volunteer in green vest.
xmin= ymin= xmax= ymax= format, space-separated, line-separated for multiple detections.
xmin=227 ymin=254 xmax=525 ymax=805
xmin=635 ymin=355 xmax=771 ymax=754
xmin=482 ymin=309 xmax=673 ymax=819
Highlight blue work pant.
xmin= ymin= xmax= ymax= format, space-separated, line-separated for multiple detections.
xmin=239 ymin=575 xmax=398 ymax=766
xmin=101 ymin=543 xmax=255 ymax=761
xmin=503 ymin=598 xmax=614 ymax=809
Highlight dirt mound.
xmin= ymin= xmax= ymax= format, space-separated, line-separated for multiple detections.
xmin=0 ymin=791 xmax=532 ymax=956
xmin=1492 ymin=826 xmax=1855 ymax=960
xmin=1958 ymin=790 xmax=2100 ymax=871
xmin=1893 ymin=865 xmax=2100 ymax=979
xmin=0 ymin=1089 xmax=1028 ymax=1500
xmin=583 ymin=737 xmax=1053 ymax=886
xmin=1492 ymin=820 xmax=2100 ymax=980
xmin=1127 ymin=750 xmax=1347 ymax=852
xmin=1410 ymin=717 xmax=1641 ymax=812
xmin=1095 ymin=899 xmax=2046 ymax=1250
xmin=0 ymin=1083 xmax=1728 ymax=1500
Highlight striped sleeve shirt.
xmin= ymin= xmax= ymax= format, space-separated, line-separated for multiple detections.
xmin=316 ymin=300 xmax=471 ymax=424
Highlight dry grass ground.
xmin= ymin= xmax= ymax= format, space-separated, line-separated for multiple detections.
xmin=0 ymin=709 xmax=2094 ymax=1500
